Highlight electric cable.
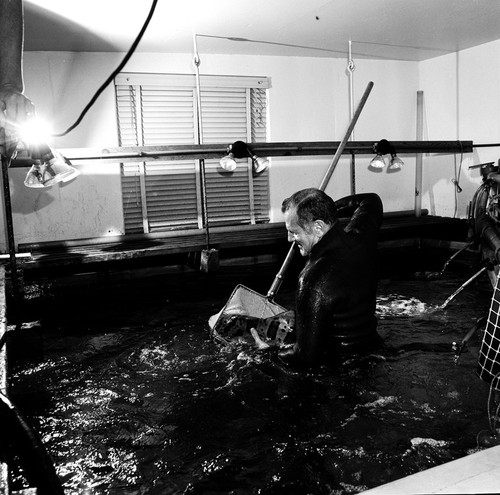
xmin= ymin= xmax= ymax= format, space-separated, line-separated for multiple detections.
xmin=52 ymin=0 xmax=158 ymax=137
xmin=0 ymin=390 xmax=65 ymax=494
xmin=452 ymin=140 xmax=465 ymax=217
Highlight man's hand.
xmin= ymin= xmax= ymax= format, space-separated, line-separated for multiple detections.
xmin=250 ymin=328 xmax=270 ymax=350
xmin=0 ymin=88 xmax=35 ymax=157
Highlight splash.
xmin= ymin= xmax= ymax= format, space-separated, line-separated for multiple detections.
xmin=410 ymin=437 xmax=448 ymax=448
xmin=376 ymin=294 xmax=431 ymax=317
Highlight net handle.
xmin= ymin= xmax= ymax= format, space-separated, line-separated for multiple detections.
xmin=266 ymin=81 xmax=374 ymax=301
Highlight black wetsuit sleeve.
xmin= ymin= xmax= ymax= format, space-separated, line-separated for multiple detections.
xmin=292 ymin=286 xmax=328 ymax=365
xmin=335 ymin=193 xmax=383 ymax=236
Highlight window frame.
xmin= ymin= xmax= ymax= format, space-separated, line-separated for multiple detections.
xmin=114 ymin=72 xmax=271 ymax=234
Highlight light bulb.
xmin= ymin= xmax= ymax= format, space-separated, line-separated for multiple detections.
xmin=388 ymin=154 xmax=404 ymax=171
xmin=369 ymin=154 xmax=386 ymax=169
xmin=252 ymin=155 xmax=269 ymax=174
xmin=219 ymin=153 xmax=237 ymax=171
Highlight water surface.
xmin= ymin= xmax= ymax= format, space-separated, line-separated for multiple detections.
xmin=9 ymin=264 xmax=495 ymax=494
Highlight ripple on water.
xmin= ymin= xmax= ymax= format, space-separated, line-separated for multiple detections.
xmin=8 ymin=274 xmax=495 ymax=494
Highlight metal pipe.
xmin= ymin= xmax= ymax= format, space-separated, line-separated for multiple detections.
xmin=350 ymin=152 xmax=356 ymax=195
xmin=453 ymin=316 xmax=486 ymax=363
xmin=1 ymin=156 xmax=20 ymax=302
xmin=440 ymin=266 xmax=487 ymax=309
xmin=193 ymin=35 xmax=211 ymax=250
xmin=415 ymin=90 xmax=424 ymax=217
xmin=347 ymin=41 xmax=355 ymax=131
xmin=9 ymin=141 xmax=475 ymax=167
xmin=0 ymin=265 xmax=7 ymax=494
xmin=439 ymin=240 xmax=475 ymax=275
xmin=347 ymin=41 xmax=356 ymax=194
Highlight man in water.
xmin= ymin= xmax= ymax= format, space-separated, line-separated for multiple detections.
xmin=274 ymin=188 xmax=383 ymax=369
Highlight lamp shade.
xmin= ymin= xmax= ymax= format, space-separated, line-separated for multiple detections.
xmin=220 ymin=140 xmax=270 ymax=173
xmin=389 ymin=154 xmax=404 ymax=171
xmin=24 ymin=145 xmax=79 ymax=188
xmin=42 ymin=151 xmax=79 ymax=186
xmin=369 ymin=154 xmax=386 ymax=169
xmin=24 ymin=164 xmax=46 ymax=188
xmin=252 ymin=155 xmax=269 ymax=174
xmin=219 ymin=153 xmax=237 ymax=171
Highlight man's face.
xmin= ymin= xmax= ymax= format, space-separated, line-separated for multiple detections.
xmin=284 ymin=206 xmax=320 ymax=257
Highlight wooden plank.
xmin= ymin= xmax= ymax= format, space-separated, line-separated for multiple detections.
xmin=17 ymin=216 xmax=468 ymax=271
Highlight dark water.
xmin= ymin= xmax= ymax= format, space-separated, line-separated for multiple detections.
xmin=8 ymin=263 xmax=496 ymax=494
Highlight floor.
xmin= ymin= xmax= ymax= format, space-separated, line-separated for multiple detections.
xmin=361 ymin=444 xmax=500 ymax=494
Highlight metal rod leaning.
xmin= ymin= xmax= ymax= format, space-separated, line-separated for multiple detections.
xmin=266 ymin=81 xmax=375 ymax=300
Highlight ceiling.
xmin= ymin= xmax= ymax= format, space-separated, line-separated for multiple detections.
xmin=24 ymin=0 xmax=500 ymax=61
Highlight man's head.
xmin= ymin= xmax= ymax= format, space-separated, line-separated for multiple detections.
xmin=281 ymin=188 xmax=338 ymax=256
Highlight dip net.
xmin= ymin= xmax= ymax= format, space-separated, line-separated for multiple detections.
xmin=208 ymin=284 xmax=294 ymax=346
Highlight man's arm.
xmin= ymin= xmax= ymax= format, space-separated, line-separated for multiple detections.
xmin=0 ymin=0 xmax=35 ymax=157
xmin=0 ymin=0 xmax=24 ymax=92
xmin=335 ymin=193 xmax=383 ymax=235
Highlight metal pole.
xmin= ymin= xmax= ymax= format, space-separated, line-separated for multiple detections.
xmin=415 ymin=90 xmax=424 ymax=217
xmin=193 ymin=35 xmax=219 ymax=273
xmin=193 ymin=35 xmax=210 ymax=248
xmin=0 ymin=265 xmax=7 ymax=494
xmin=347 ymin=40 xmax=356 ymax=194
xmin=1 ymin=155 xmax=20 ymax=300
xmin=440 ymin=266 xmax=487 ymax=309
xmin=350 ymin=152 xmax=356 ymax=195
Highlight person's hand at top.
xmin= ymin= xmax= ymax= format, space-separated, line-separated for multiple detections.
xmin=0 ymin=87 xmax=35 ymax=157
xmin=0 ymin=0 xmax=35 ymax=158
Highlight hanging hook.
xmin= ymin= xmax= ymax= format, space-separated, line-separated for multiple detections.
xmin=193 ymin=33 xmax=201 ymax=68
xmin=347 ymin=40 xmax=356 ymax=74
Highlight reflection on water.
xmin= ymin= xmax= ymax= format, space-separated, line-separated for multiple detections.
xmin=8 ymin=267 xmax=495 ymax=494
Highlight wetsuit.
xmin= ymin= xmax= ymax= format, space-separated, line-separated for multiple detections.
xmin=279 ymin=193 xmax=383 ymax=368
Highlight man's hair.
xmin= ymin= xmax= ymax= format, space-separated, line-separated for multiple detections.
xmin=281 ymin=188 xmax=338 ymax=229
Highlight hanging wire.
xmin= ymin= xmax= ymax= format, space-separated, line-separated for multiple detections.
xmin=52 ymin=0 xmax=159 ymax=138
xmin=452 ymin=141 xmax=465 ymax=218
xmin=347 ymin=40 xmax=355 ymax=130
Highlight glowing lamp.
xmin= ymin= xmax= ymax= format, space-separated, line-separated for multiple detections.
xmin=220 ymin=140 xmax=269 ymax=174
xmin=19 ymin=119 xmax=79 ymax=188
xmin=24 ymin=143 xmax=79 ymax=189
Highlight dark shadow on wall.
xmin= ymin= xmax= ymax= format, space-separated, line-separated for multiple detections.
xmin=24 ymin=3 xmax=118 ymax=52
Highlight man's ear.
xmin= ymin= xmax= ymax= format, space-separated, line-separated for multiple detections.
xmin=314 ymin=220 xmax=327 ymax=235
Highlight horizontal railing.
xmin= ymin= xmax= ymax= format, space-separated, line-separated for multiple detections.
xmin=9 ymin=140 xmax=474 ymax=166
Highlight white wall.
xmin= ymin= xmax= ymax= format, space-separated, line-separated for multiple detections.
xmin=1 ymin=45 xmax=491 ymax=251
xmin=419 ymin=39 xmax=500 ymax=217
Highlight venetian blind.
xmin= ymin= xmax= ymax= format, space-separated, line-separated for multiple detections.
xmin=114 ymin=73 xmax=271 ymax=234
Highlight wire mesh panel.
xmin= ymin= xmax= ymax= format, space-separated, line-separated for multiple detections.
xmin=477 ymin=271 xmax=500 ymax=388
